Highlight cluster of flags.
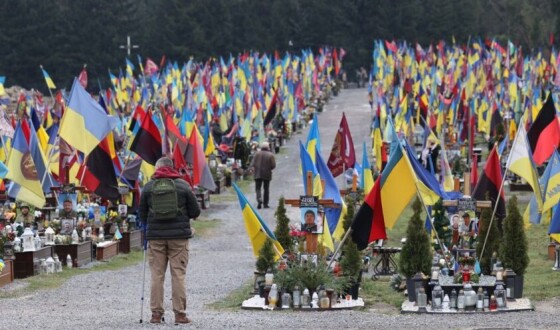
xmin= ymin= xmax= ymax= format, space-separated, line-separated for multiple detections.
xmin=368 ymin=38 xmax=560 ymax=245
xmin=0 ymin=46 xmax=344 ymax=215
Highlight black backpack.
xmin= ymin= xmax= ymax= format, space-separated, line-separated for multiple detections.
xmin=151 ymin=178 xmax=179 ymax=220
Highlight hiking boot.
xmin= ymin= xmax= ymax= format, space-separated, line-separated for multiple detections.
xmin=174 ymin=313 xmax=192 ymax=324
xmin=150 ymin=311 xmax=164 ymax=324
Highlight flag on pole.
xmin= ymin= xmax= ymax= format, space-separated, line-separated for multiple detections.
xmin=233 ymin=183 xmax=284 ymax=258
xmin=327 ymin=113 xmax=355 ymax=177
xmin=41 ymin=67 xmax=56 ymax=89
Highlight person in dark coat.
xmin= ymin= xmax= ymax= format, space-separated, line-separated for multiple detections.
xmin=138 ymin=157 xmax=201 ymax=324
xmin=250 ymin=142 xmax=276 ymax=209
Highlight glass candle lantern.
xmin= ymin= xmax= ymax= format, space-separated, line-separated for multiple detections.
xmin=457 ymin=290 xmax=466 ymax=311
xmin=431 ymin=285 xmax=444 ymax=311
xmin=494 ymin=284 xmax=507 ymax=309
xmin=22 ymin=227 xmax=36 ymax=252
xmin=292 ymin=286 xmax=301 ymax=308
xmin=483 ymin=290 xmax=490 ymax=310
xmin=449 ymin=289 xmax=457 ymax=309
xmin=417 ymin=288 xmax=427 ymax=312
xmin=281 ymin=292 xmax=291 ymax=309
xmin=412 ymin=272 xmax=426 ymax=303
xmin=301 ymin=288 xmax=310 ymax=308
xmin=442 ymin=294 xmax=450 ymax=310
xmin=3 ymin=240 xmax=14 ymax=260
xmin=45 ymin=227 xmax=55 ymax=245
xmin=476 ymin=288 xmax=484 ymax=311
xmin=463 ymin=283 xmax=477 ymax=310
xmin=494 ymin=261 xmax=504 ymax=282
xmin=489 ymin=295 xmax=498 ymax=311
xmin=13 ymin=237 xmax=22 ymax=253
xmin=504 ymin=269 xmax=516 ymax=300
xmin=34 ymin=232 xmax=42 ymax=250
xmin=319 ymin=290 xmax=330 ymax=309
xmin=431 ymin=261 xmax=440 ymax=282
xmin=554 ymin=245 xmax=560 ymax=270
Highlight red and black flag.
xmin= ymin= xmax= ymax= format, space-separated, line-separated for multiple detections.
xmin=527 ymin=94 xmax=560 ymax=165
xmin=472 ymin=146 xmax=506 ymax=219
xmin=351 ymin=176 xmax=386 ymax=250
xmin=130 ymin=109 xmax=162 ymax=166
xmin=77 ymin=137 xmax=119 ymax=199
xmin=263 ymin=88 xmax=278 ymax=126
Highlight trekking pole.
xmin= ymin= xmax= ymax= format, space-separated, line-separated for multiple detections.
xmin=139 ymin=224 xmax=148 ymax=323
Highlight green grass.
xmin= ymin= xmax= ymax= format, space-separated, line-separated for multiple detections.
xmin=0 ymin=250 xmax=144 ymax=298
xmin=207 ymin=281 xmax=254 ymax=310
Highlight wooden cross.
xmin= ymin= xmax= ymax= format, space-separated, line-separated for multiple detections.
xmin=284 ymin=171 xmax=340 ymax=253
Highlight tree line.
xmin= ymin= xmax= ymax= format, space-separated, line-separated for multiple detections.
xmin=0 ymin=0 xmax=557 ymax=92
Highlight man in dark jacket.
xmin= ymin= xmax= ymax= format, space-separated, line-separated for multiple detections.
xmin=250 ymin=142 xmax=276 ymax=209
xmin=139 ymin=157 xmax=201 ymax=324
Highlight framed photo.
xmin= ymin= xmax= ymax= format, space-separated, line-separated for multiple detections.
xmin=118 ymin=204 xmax=128 ymax=217
xmin=60 ymin=219 xmax=75 ymax=235
xmin=57 ymin=193 xmax=78 ymax=211
xmin=300 ymin=196 xmax=322 ymax=234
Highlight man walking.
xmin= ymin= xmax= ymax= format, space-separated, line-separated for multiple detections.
xmin=139 ymin=157 xmax=201 ymax=324
xmin=250 ymin=141 xmax=276 ymax=209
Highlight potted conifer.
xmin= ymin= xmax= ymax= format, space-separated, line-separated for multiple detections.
xmin=274 ymin=197 xmax=293 ymax=253
xmin=499 ymin=195 xmax=529 ymax=298
xmin=399 ymin=198 xmax=433 ymax=302
xmin=339 ymin=196 xmax=363 ymax=299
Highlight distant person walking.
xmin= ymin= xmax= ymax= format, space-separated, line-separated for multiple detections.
xmin=139 ymin=157 xmax=201 ymax=324
xmin=250 ymin=142 xmax=276 ymax=209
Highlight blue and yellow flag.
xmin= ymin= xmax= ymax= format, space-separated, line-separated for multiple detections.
xmin=59 ymin=79 xmax=118 ymax=156
xmin=306 ymin=118 xmax=321 ymax=163
xmin=233 ymin=183 xmax=284 ymax=258
xmin=6 ymin=122 xmax=45 ymax=207
xmin=299 ymin=141 xmax=323 ymax=197
xmin=41 ymin=67 xmax=56 ymax=89
xmin=360 ymin=142 xmax=374 ymax=195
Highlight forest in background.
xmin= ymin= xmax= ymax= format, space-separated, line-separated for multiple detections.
xmin=0 ymin=0 xmax=559 ymax=91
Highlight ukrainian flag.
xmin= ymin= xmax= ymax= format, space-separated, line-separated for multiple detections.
xmin=360 ymin=142 xmax=374 ymax=195
xmin=233 ymin=183 xmax=284 ymax=258
xmin=306 ymin=118 xmax=321 ymax=164
xmin=6 ymin=122 xmax=45 ymax=207
xmin=299 ymin=141 xmax=323 ymax=197
xmin=41 ymin=67 xmax=56 ymax=90
xmin=59 ymin=79 xmax=118 ymax=156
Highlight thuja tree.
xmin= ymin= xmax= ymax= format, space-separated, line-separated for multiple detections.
xmin=399 ymin=197 xmax=433 ymax=277
xmin=432 ymin=198 xmax=451 ymax=251
xmin=342 ymin=195 xmax=356 ymax=232
xmin=256 ymin=238 xmax=276 ymax=273
xmin=274 ymin=196 xmax=292 ymax=252
xmin=476 ymin=204 xmax=501 ymax=274
xmin=500 ymin=195 xmax=529 ymax=275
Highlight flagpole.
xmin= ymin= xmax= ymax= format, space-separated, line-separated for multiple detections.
xmin=326 ymin=227 xmax=353 ymax=269
xmin=41 ymin=135 xmax=59 ymax=188
xmin=480 ymin=111 xmax=530 ymax=260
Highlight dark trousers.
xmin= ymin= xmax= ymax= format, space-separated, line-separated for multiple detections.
xmin=255 ymin=179 xmax=270 ymax=206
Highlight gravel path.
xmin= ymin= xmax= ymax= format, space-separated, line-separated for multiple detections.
xmin=1 ymin=88 xmax=559 ymax=329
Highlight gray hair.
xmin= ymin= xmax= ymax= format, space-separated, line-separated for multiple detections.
xmin=155 ymin=157 xmax=173 ymax=169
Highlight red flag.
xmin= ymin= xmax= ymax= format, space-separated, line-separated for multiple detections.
xmin=351 ymin=176 xmax=386 ymax=250
xmin=185 ymin=126 xmax=206 ymax=186
xmin=173 ymin=142 xmax=193 ymax=187
xmin=78 ymin=67 xmax=88 ymax=89
xmin=327 ymin=113 xmax=355 ymax=177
